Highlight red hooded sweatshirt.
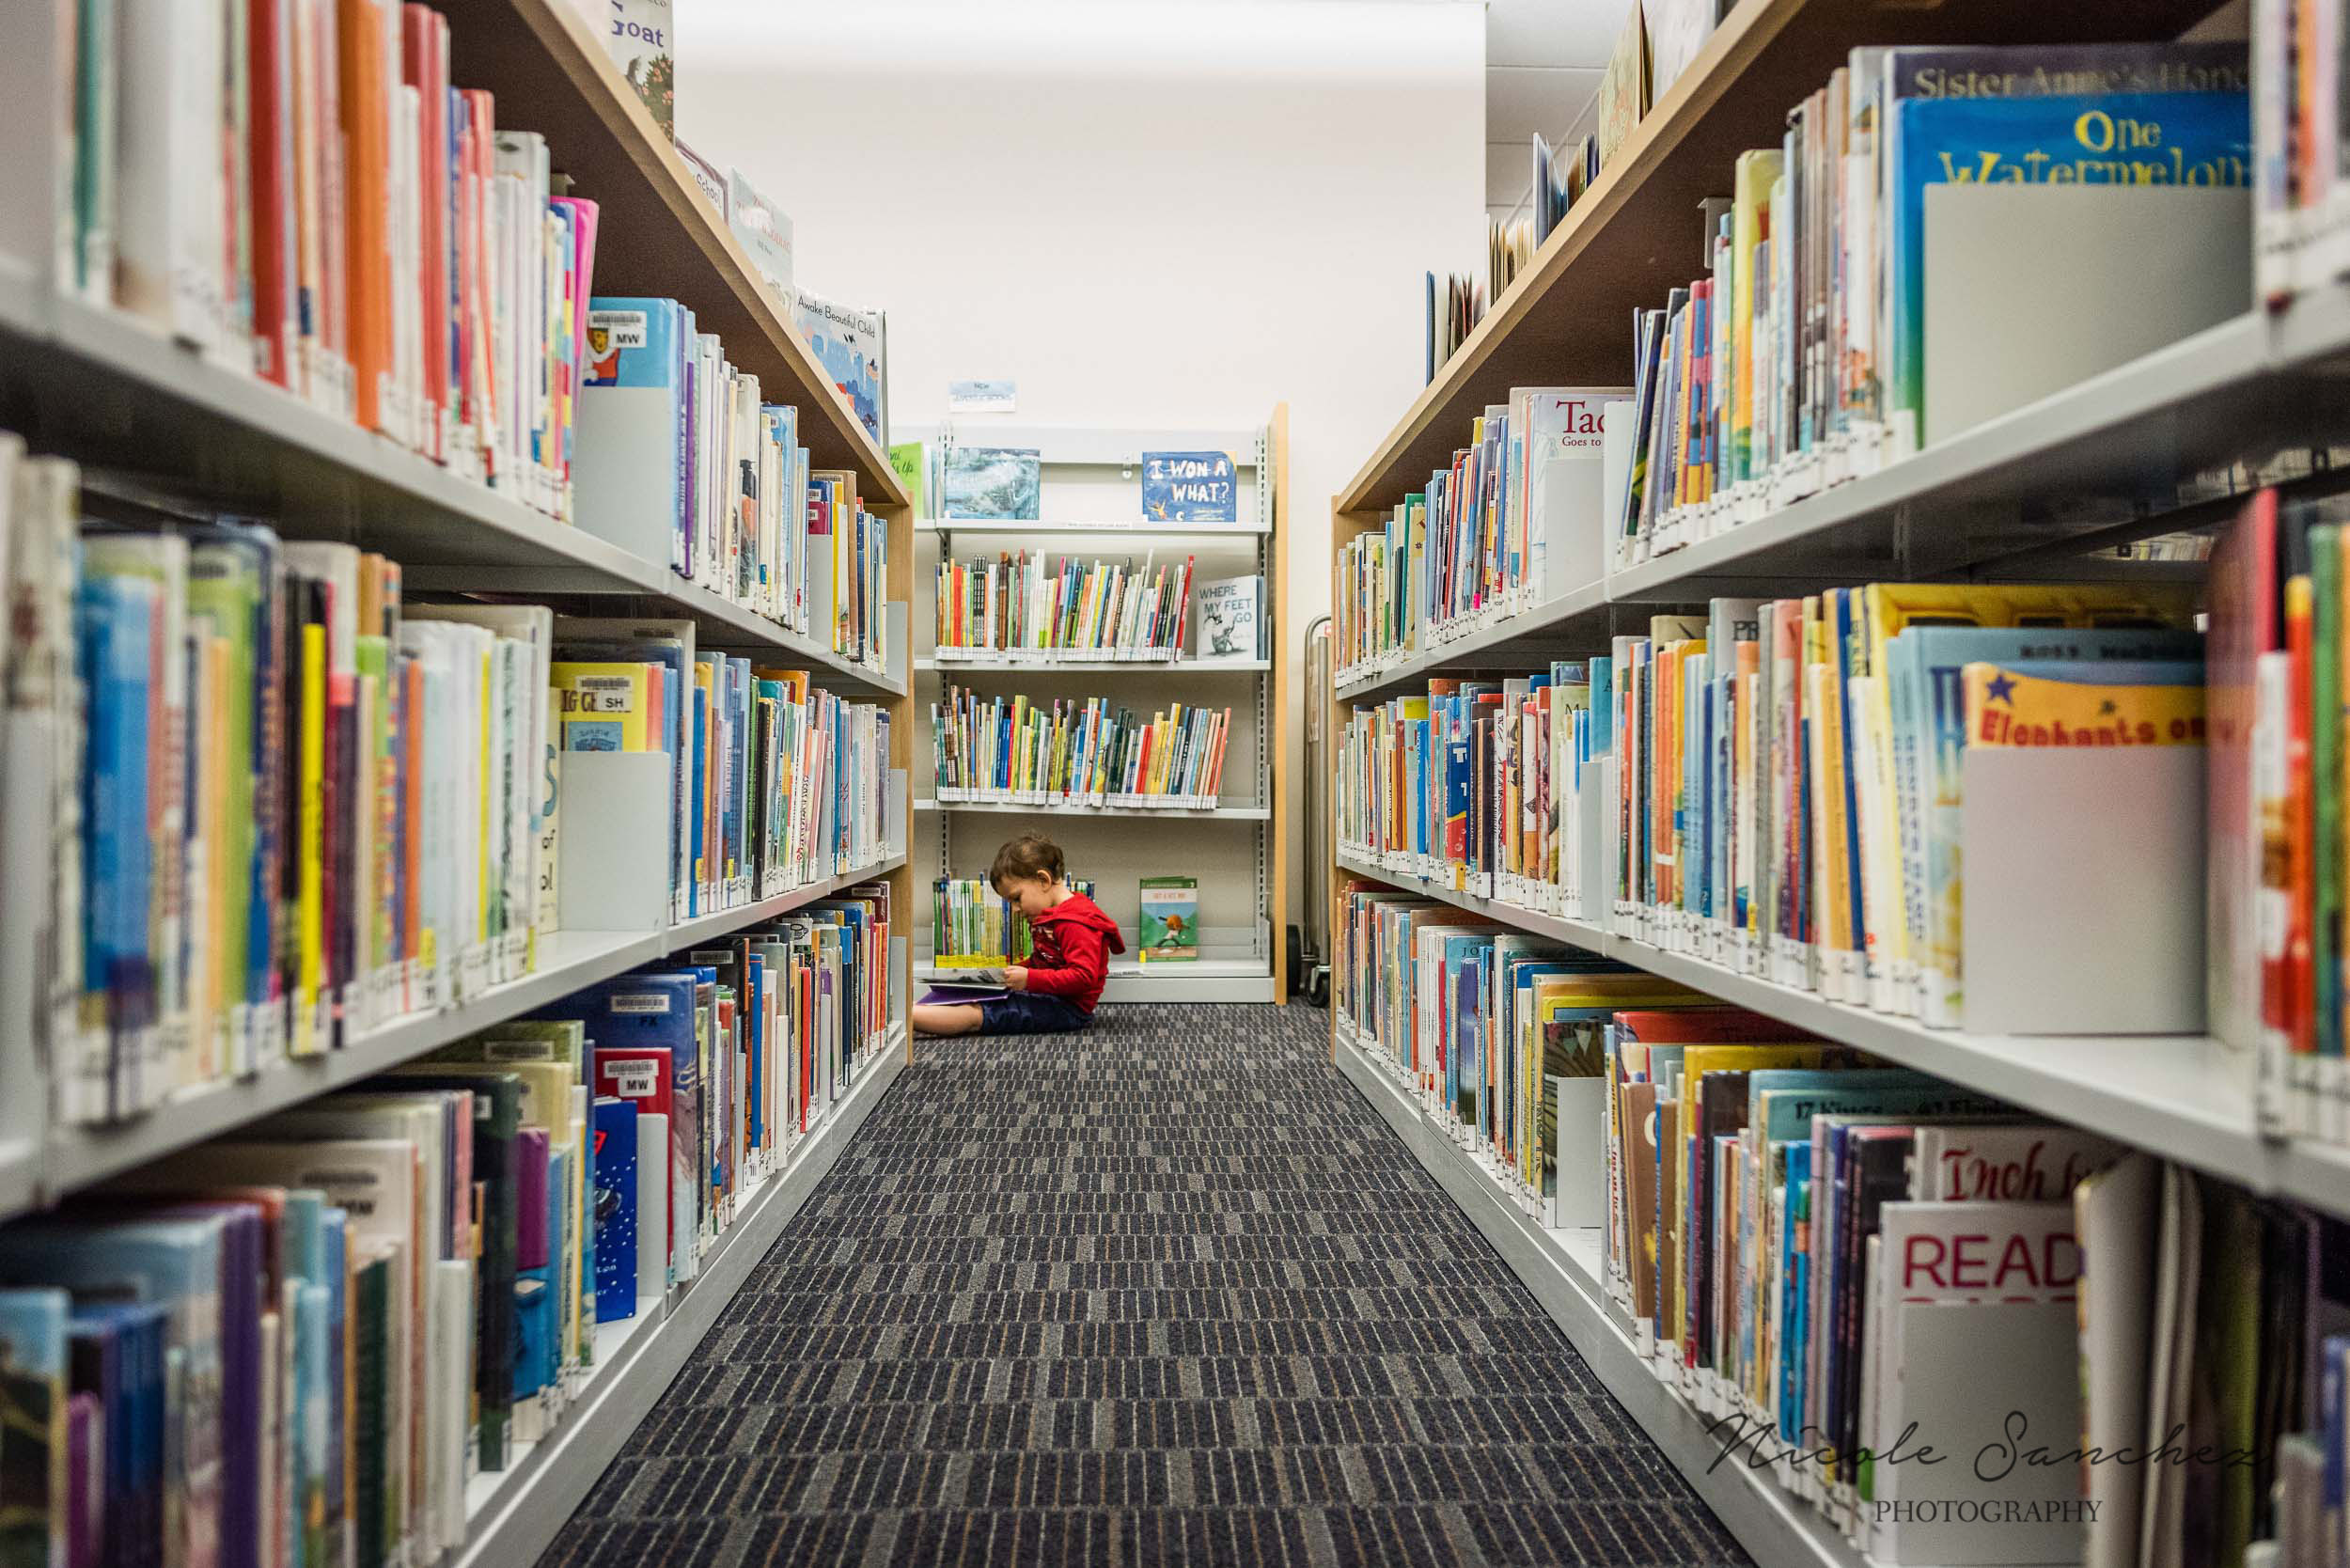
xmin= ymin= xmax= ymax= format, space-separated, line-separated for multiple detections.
xmin=1021 ymin=893 xmax=1125 ymax=1012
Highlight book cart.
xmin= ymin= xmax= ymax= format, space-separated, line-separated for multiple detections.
xmin=1324 ymin=3 xmax=2350 ymax=1566
xmin=0 ymin=3 xmax=914 ymax=1564
xmin=912 ymin=411 xmax=1292 ymax=1000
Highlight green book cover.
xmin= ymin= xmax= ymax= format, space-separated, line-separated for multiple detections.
xmin=1137 ymin=877 xmax=1198 ymax=962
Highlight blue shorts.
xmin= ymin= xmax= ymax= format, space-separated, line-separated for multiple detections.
xmin=976 ymin=992 xmax=1090 ymax=1034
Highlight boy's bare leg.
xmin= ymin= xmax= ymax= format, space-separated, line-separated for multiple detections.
xmin=913 ymin=1003 xmax=983 ymax=1037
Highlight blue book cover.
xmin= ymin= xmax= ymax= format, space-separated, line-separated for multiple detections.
xmin=1888 ymin=87 xmax=2249 ymax=431
xmin=0 ymin=1215 xmax=230 ymax=1568
xmin=1778 ymin=1139 xmax=1810 ymax=1444
xmin=78 ymin=567 xmax=159 ymax=1077
xmin=1140 ymin=451 xmax=1237 ymax=524
xmin=590 ymin=1097 xmax=640 ymax=1322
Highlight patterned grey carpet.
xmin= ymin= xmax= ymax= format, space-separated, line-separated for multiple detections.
xmin=538 ymin=1002 xmax=1749 ymax=1568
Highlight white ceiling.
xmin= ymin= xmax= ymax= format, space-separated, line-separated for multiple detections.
xmin=1485 ymin=0 xmax=1629 ymax=216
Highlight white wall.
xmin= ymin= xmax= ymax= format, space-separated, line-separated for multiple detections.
xmin=682 ymin=0 xmax=1486 ymax=953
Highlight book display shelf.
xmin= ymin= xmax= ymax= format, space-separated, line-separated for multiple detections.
xmin=1326 ymin=4 xmax=2350 ymax=1567
xmin=0 ymin=1 xmax=915 ymax=1565
xmin=912 ymin=411 xmax=1292 ymax=1001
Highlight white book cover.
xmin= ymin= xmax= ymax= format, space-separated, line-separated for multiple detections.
xmin=1910 ymin=1124 xmax=2123 ymax=1204
xmin=634 ymin=1111 xmax=670 ymax=1296
xmin=117 ymin=0 xmax=227 ymax=350
xmin=1198 ymin=575 xmax=1262 ymax=660
xmin=1866 ymin=1200 xmax=2081 ymax=1564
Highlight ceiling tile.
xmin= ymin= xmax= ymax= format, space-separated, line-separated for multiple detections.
xmin=1486 ymin=65 xmax=1603 ymax=143
xmin=1486 ymin=0 xmax=1636 ymax=70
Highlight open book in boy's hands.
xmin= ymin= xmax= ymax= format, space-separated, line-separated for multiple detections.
xmin=920 ymin=977 xmax=1008 ymax=1006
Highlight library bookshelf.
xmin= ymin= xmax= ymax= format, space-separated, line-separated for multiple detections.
xmin=0 ymin=1 xmax=916 ymax=1563
xmin=912 ymin=408 xmax=1292 ymax=1002
xmin=1324 ymin=5 xmax=2350 ymax=1566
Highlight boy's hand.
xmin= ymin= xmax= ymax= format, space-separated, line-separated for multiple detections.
xmin=1003 ymin=966 xmax=1029 ymax=992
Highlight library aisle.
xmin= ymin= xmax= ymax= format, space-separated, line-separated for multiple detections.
xmin=535 ymin=1005 xmax=1747 ymax=1568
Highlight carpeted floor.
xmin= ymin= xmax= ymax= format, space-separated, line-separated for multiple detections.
xmin=536 ymin=1002 xmax=1750 ymax=1568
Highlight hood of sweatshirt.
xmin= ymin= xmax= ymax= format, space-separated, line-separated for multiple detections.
xmin=1034 ymin=894 xmax=1127 ymax=953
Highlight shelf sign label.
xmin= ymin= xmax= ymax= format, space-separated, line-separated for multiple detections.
xmin=948 ymin=379 xmax=1017 ymax=413
xmin=1141 ymin=450 xmax=1237 ymax=523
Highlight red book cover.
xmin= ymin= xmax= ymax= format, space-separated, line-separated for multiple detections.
xmin=249 ymin=0 xmax=295 ymax=386
xmin=2289 ymin=572 xmax=2314 ymax=1061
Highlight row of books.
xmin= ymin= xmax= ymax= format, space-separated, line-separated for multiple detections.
xmin=1332 ymin=897 xmax=2331 ymax=1568
xmin=0 ymin=906 xmax=893 ymax=1568
xmin=2256 ymin=0 xmax=2350 ymax=301
xmin=932 ymin=877 xmax=1095 ymax=966
xmin=1337 ymin=581 xmax=2201 ymax=1034
xmin=1613 ymin=41 xmax=2248 ymax=571
xmin=538 ymin=614 xmax=894 ymax=922
xmin=2214 ymin=488 xmax=2350 ymax=1147
xmin=24 ymin=463 xmax=556 ymax=1127
xmin=0 ymin=443 xmax=899 ymax=1130
xmin=932 ymin=553 xmax=1196 ymax=659
xmin=1332 ymin=386 xmax=1624 ymax=679
xmin=930 ymin=690 xmax=1235 ymax=809
xmin=13 ymin=0 xmax=600 ymax=520
xmin=580 ymin=296 xmax=892 ymax=666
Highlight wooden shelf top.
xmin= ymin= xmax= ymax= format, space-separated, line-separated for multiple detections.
xmin=1336 ymin=0 xmax=2223 ymax=515
xmin=443 ymin=0 xmax=907 ymax=506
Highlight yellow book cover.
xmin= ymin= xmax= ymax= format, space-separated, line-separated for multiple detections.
xmin=1730 ymin=149 xmax=1784 ymax=482
xmin=752 ymin=667 xmax=812 ymax=705
xmin=197 ymin=633 xmax=230 ymax=1082
xmin=296 ymin=621 xmax=326 ymax=1056
xmin=549 ymin=662 xmax=653 ymax=752
xmin=1962 ymin=664 xmax=2206 ymax=747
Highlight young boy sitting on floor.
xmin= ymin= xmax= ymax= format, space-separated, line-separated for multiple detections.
xmin=914 ymin=833 xmax=1124 ymax=1036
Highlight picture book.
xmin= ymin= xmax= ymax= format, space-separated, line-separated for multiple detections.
xmin=601 ymin=1 xmax=675 ymax=137
xmin=725 ymin=168 xmax=792 ymax=302
xmin=1140 ymin=451 xmax=1237 ymax=523
xmin=1197 ymin=576 xmax=1262 ymax=660
xmin=792 ymin=290 xmax=886 ymax=446
xmin=940 ymin=447 xmax=1041 ymax=522
xmin=1137 ymin=876 xmax=1198 ymax=962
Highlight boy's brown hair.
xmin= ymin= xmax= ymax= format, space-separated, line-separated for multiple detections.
xmin=989 ymin=833 xmax=1065 ymax=891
